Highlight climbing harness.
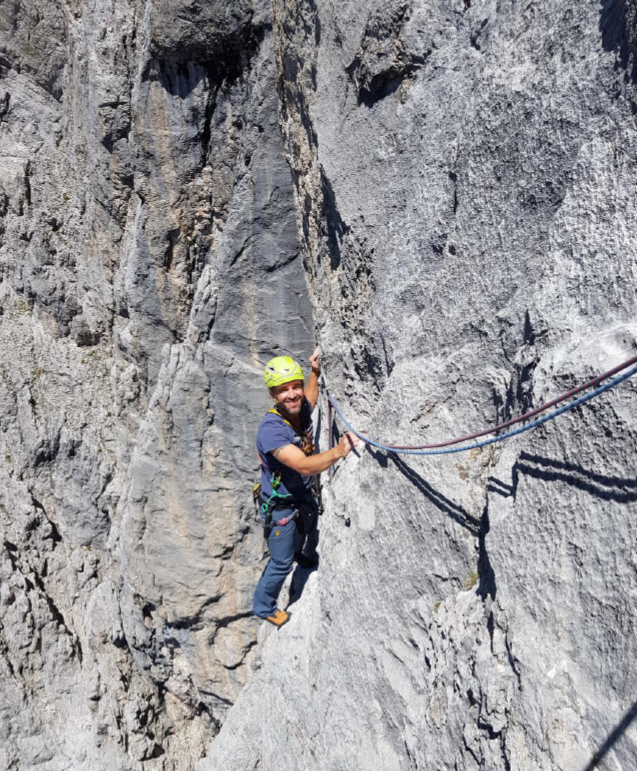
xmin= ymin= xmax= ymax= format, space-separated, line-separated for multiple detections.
xmin=254 ymin=403 xmax=317 ymax=537
xmin=253 ymin=473 xmax=296 ymax=538
xmin=268 ymin=404 xmax=323 ymax=512
xmin=324 ymin=354 xmax=637 ymax=458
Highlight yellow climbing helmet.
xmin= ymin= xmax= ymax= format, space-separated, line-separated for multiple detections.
xmin=263 ymin=355 xmax=304 ymax=389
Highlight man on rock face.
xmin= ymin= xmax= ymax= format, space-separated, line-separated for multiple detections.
xmin=253 ymin=348 xmax=360 ymax=627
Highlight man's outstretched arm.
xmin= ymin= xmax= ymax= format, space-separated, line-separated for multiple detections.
xmin=273 ymin=432 xmax=360 ymax=476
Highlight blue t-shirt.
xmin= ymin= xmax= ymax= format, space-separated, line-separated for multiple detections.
xmin=256 ymin=400 xmax=314 ymax=501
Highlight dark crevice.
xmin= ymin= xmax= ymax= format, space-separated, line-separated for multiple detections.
xmin=449 ymin=170 xmax=458 ymax=214
xmin=263 ymin=250 xmax=300 ymax=274
xmin=112 ymin=632 xmax=129 ymax=651
xmin=431 ymin=231 xmax=448 ymax=256
xmin=505 ymin=634 xmax=522 ymax=691
xmin=149 ymin=744 xmax=165 ymax=759
xmin=24 ymin=161 xmax=32 ymax=206
xmin=522 ymin=310 xmax=536 ymax=345
xmin=345 ymin=1 xmax=428 ymax=107
xmin=500 ymin=732 xmax=512 ymax=771
xmin=146 ymin=17 xmax=268 ymax=98
xmin=211 ymin=610 xmax=254 ymax=632
xmin=600 ymin=0 xmax=637 ymax=85
xmin=353 ymin=53 xmax=430 ymax=108
xmin=31 ymin=573 xmax=71 ymax=634
xmin=319 ymin=166 xmax=349 ymax=270
xmin=100 ymin=109 xmax=131 ymax=155
xmin=0 ymin=91 xmax=10 ymax=120
xmin=163 ymin=228 xmax=181 ymax=271
xmin=200 ymin=67 xmax=219 ymax=165
xmin=0 ymin=627 xmax=16 ymax=678
xmin=462 ymin=731 xmax=482 ymax=764
xmin=470 ymin=18 xmax=489 ymax=51
xmin=2 ymin=541 xmax=18 ymax=571
xmin=470 ymin=33 xmax=481 ymax=51
xmin=30 ymin=496 xmax=62 ymax=543
xmin=380 ymin=335 xmax=395 ymax=379
xmin=486 ymin=610 xmax=495 ymax=650
xmin=504 ymin=356 xmax=538 ymax=419
xmin=224 ymin=639 xmax=257 ymax=670
xmin=476 ymin=718 xmax=501 ymax=740
xmin=196 ymin=701 xmax=222 ymax=737
xmin=166 ymin=596 xmax=225 ymax=632
xmin=21 ymin=561 xmax=84 ymax=663
xmin=197 ymin=689 xmax=234 ymax=708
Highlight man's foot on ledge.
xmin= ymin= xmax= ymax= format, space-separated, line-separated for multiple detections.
xmin=265 ymin=609 xmax=290 ymax=627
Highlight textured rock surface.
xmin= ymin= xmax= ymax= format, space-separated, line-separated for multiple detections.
xmin=202 ymin=1 xmax=637 ymax=770
xmin=1 ymin=0 xmax=312 ymax=768
xmin=1 ymin=1 xmax=637 ymax=771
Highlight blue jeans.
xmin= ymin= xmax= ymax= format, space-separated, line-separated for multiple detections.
xmin=253 ymin=501 xmax=318 ymax=618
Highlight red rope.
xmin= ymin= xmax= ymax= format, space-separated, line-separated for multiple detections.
xmin=342 ymin=354 xmax=637 ymax=451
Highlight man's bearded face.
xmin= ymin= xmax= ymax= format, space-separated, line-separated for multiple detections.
xmin=272 ymin=380 xmax=304 ymax=415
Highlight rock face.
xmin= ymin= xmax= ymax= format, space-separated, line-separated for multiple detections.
xmin=1 ymin=1 xmax=636 ymax=771
xmin=202 ymin=1 xmax=637 ymax=770
xmin=1 ymin=1 xmax=312 ymax=769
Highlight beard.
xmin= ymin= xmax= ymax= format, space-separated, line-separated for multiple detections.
xmin=278 ymin=398 xmax=303 ymax=416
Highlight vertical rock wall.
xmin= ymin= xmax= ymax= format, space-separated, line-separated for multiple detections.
xmin=0 ymin=1 xmax=312 ymax=768
xmin=203 ymin=1 xmax=637 ymax=770
xmin=2 ymin=1 xmax=637 ymax=770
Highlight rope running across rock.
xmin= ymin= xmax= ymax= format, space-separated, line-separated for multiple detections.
xmin=324 ymin=355 xmax=637 ymax=458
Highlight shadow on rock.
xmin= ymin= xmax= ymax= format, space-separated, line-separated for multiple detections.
xmin=489 ymin=452 xmax=637 ymax=504
xmin=582 ymin=697 xmax=637 ymax=770
xmin=366 ymin=447 xmax=481 ymax=536
xmin=288 ymin=529 xmax=320 ymax=608
xmin=600 ymin=0 xmax=637 ymax=84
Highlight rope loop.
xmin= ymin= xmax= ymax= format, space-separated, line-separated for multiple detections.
xmin=324 ymin=356 xmax=637 ymax=457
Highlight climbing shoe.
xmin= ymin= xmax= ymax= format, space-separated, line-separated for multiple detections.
xmin=265 ymin=609 xmax=290 ymax=627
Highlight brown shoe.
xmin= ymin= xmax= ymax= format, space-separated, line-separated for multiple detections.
xmin=265 ymin=609 xmax=290 ymax=627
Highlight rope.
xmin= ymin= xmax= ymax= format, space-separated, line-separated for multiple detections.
xmin=380 ymin=355 xmax=637 ymax=450
xmin=325 ymin=356 xmax=637 ymax=457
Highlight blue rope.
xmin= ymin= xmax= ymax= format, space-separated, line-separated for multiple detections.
xmin=328 ymin=363 xmax=637 ymax=456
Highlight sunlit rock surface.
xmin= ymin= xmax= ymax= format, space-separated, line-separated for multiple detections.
xmin=1 ymin=1 xmax=311 ymax=768
xmin=202 ymin=1 xmax=637 ymax=770
xmin=1 ymin=2 xmax=636 ymax=771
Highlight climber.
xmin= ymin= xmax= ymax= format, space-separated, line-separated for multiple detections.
xmin=253 ymin=349 xmax=360 ymax=627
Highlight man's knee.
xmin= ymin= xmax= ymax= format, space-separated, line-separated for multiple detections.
xmin=269 ymin=552 xmax=295 ymax=574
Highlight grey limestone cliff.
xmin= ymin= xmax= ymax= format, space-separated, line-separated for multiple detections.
xmin=1 ymin=0 xmax=312 ymax=768
xmin=1 ymin=1 xmax=637 ymax=771
xmin=202 ymin=1 xmax=637 ymax=770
